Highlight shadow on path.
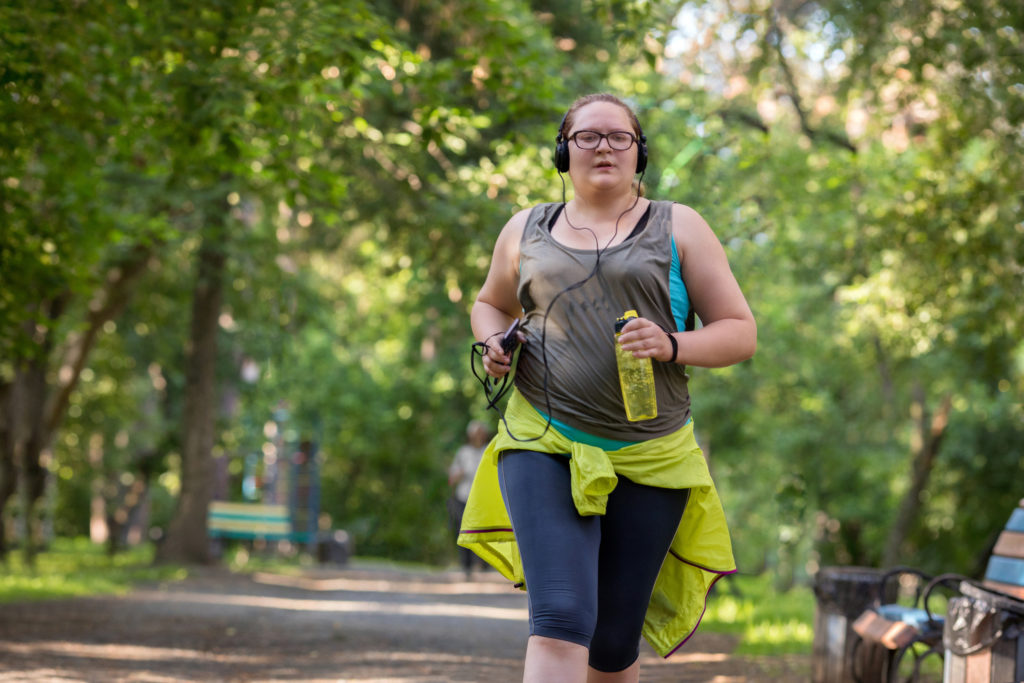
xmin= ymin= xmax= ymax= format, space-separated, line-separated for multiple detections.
xmin=0 ymin=562 xmax=810 ymax=682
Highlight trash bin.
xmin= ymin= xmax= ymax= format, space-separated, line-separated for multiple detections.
xmin=813 ymin=566 xmax=897 ymax=683
xmin=942 ymin=582 xmax=1024 ymax=683
xmin=317 ymin=529 xmax=352 ymax=566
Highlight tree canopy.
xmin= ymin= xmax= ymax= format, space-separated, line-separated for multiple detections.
xmin=2 ymin=0 xmax=1021 ymax=577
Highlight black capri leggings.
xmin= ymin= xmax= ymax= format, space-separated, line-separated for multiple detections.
xmin=498 ymin=449 xmax=689 ymax=673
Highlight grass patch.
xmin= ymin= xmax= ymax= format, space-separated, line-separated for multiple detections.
xmin=0 ymin=537 xmax=186 ymax=603
xmin=701 ymin=573 xmax=815 ymax=655
xmin=220 ymin=545 xmax=439 ymax=576
xmin=218 ymin=542 xmax=319 ymax=575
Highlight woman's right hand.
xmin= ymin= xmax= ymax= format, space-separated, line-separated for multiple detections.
xmin=481 ymin=328 xmax=526 ymax=378
xmin=482 ymin=342 xmax=513 ymax=378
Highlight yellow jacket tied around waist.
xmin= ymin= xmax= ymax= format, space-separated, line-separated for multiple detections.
xmin=457 ymin=390 xmax=736 ymax=657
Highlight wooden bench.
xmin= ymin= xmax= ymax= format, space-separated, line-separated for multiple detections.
xmin=812 ymin=566 xmax=898 ymax=682
xmin=847 ymin=499 xmax=1024 ymax=683
xmin=848 ymin=568 xmax=958 ymax=681
xmin=943 ymin=499 xmax=1024 ymax=683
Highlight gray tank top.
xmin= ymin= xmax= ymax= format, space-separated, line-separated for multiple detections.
xmin=514 ymin=200 xmax=692 ymax=442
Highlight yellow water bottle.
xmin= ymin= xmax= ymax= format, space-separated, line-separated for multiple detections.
xmin=614 ymin=310 xmax=658 ymax=421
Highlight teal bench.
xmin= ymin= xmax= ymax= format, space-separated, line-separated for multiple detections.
xmin=207 ymin=501 xmax=306 ymax=541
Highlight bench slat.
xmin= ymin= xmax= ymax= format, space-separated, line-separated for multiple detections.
xmin=982 ymin=579 xmax=1024 ymax=601
xmin=1006 ymin=508 xmax=1024 ymax=533
xmin=984 ymin=556 xmax=1024 ymax=588
xmin=965 ymin=649 xmax=991 ymax=683
xmin=208 ymin=501 xmax=294 ymax=539
xmin=209 ymin=502 xmax=288 ymax=517
xmin=992 ymin=530 xmax=1024 ymax=560
xmin=209 ymin=520 xmax=291 ymax=533
xmin=852 ymin=610 xmax=921 ymax=649
xmin=208 ymin=528 xmax=294 ymax=540
xmin=209 ymin=511 xmax=289 ymax=522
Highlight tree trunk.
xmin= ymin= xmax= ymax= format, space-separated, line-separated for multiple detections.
xmin=124 ymin=473 xmax=153 ymax=547
xmin=89 ymin=433 xmax=109 ymax=544
xmin=21 ymin=393 xmax=49 ymax=566
xmin=156 ymin=223 xmax=227 ymax=564
xmin=0 ymin=380 xmax=17 ymax=559
xmin=45 ymin=245 xmax=153 ymax=436
xmin=1 ymin=247 xmax=152 ymax=562
xmin=3 ymin=357 xmax=52 ymax=566
xmin=5 ymin=302 xmax=64 ymax=566
xmin=882 ymin=388 xmax=953 ymax=566
xmin=106 ymin=464 xmax=152 ymax=556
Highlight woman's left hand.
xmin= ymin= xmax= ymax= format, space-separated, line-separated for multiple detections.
xmin=616 ymin=317 xmax=674 ymax=363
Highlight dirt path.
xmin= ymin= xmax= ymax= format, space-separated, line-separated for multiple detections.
xmin=0 ymin=562 xmax=810 ymax=682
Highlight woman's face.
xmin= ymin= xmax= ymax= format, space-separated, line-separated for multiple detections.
xmin=566 ymin=101 xmax=638 ymax=192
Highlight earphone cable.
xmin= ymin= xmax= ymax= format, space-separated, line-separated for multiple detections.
xmin=471 ymin=165 xmax=647 ymax=443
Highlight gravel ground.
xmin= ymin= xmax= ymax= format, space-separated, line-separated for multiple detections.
xmin=0 ymin=562 xmax=810 ymax=682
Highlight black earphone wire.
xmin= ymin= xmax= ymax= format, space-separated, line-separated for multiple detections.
xmin=471 ymin=156 xmax=647 ymax=444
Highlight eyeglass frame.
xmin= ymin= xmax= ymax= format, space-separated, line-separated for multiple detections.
xmin=567 ymin=129 xmax=639 ymax=151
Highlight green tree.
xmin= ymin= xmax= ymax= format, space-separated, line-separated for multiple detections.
xmin=0 ymin=1 xmax=165 ymax=562
xmin=6 ymin=0 xmax=676 ymax=565
xmin=647 ymin=0 xmax=1023 ymax=580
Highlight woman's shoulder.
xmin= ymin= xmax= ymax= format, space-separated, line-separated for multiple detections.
xmin=494 ymin=205 xmax=548 ymax=252
xmin=504 ymin=203 xmax=560 ymax=233
xmin=666 ymin=202 xmax=722 ymax=261
xmin=666 ymin=201 xmax=704 ymax=222
xmin=668 ymin=202 xmax=713 ymax=235
xmin=644 ymin=201 xmax=707 ymax=237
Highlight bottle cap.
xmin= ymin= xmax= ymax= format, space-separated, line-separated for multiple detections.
xmin=615 ymin=309 xmax=638 ymax=333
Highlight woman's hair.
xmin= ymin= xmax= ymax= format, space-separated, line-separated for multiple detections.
xmin=559 ymin=93 xmax=643 ymax=139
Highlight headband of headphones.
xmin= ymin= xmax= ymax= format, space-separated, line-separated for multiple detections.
xmin=554 ymin=110 xmax=647 ymax=174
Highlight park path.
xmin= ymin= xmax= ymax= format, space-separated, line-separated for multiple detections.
xmin=0 ymin=562 xmax=810 ymax=682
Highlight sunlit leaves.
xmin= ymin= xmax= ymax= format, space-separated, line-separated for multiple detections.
xmin=20 ymin=0 xmax=1020 ymax=573
xmin=659 ymin=0 xmax=1024 ymax=578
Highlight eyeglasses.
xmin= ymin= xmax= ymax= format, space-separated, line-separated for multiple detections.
xmin=569 ymin=130 xmax=637 ymax=151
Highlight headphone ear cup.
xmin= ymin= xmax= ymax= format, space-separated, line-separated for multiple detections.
xmin=555 ymin=136 xmax=570 ymax=173
xmin=636 ymin=135 xmax=648 ymax=174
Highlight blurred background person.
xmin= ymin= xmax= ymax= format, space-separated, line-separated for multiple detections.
xmin=448 ymin=420 xmax=490 ymax=579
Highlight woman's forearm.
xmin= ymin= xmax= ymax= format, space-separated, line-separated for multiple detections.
xmin=471 ymin=300 xmax=516 ymax=348
xmin=672 ymin=317 xmax=757 ymax=368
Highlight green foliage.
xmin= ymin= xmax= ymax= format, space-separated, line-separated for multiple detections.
xmin=636 ymin=0 xmax=1024 ymax=585
xmin=24 ymin=0 xmax=655 ymax=564
xmin=0 ymin=0 xmax=156 ymax=359
xmin=913 ymin=390 xmax=1024 ymax=574
xmin=702 ymin=573 xmax=815 ymax=655
xmin=0 ymin=537 xmax=186 ymax=603
xmin=5 ymin=0 xmax=1021 ymax=583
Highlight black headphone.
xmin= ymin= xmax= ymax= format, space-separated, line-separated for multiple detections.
xmin=554 ymin=111 xmax=648 ymax=174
